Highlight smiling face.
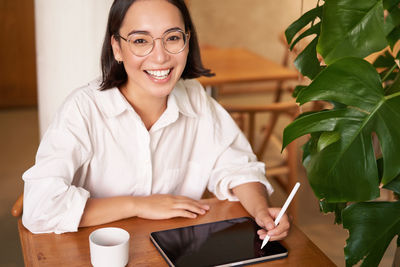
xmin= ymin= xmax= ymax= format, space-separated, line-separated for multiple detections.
xmin=111 ymin=0 xmax=189 ymax=101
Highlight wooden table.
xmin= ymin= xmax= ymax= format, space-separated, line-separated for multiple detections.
xmin=198 ymin=47 xmax=298 ymax=87
xmin=18 ymin=198 xmax=335 ymax=266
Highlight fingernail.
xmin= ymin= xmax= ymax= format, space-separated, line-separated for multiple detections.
xmin=267 ymin=223 xmax=274 ymax=230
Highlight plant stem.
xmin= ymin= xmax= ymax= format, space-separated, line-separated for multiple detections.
xmin=385 ymin=91 xmax=400 ymax=100
xmin=382 ymin=63 xmax=398 ymax=83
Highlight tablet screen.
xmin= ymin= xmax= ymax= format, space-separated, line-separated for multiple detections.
xmin=150 ymin=217 xmax=288 ymax=267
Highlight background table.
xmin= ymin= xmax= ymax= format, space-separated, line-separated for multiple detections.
xmin=18 ymin=198 xmax=335 ymax=266
xmin=198 ymin=47 xmax=298 ymax=87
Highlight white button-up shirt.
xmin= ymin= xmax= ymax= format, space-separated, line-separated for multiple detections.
xmin=22 ymin=79 xmax=273 ymax=234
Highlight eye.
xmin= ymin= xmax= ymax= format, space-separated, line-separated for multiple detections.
xmin=133 ymin=38 xmax=148 ymax=44
xmin=128 ymin=33 xmax=152 ymax=46
xmin=167 ymin=35 xmax=181 ymax=41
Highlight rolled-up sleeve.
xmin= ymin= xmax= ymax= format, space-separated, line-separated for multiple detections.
xmin=22 ymin=99 xmax=92 ymax=234
xmin=207 ymin=102 xmax=273 ymax=201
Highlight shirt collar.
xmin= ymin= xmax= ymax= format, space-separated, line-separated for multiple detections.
xmin=96 ymin=79 xmax=197 ymax=119
xmin=96 ymin=86 xmax=132 ymax=118
xmin=169 ymin=79 xmax=197 ymax=118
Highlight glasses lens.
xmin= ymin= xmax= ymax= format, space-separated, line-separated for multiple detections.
xmin=127 ymin=33 xmax=153 ymax=56
xmin=163 ymin=30 xmax=187 ymax=54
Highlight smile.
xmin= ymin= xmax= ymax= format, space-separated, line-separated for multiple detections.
xmin=145 ymin=69 xmax=171 ymax=80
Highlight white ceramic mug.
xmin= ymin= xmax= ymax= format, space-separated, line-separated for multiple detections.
xmin=89 ymin=227 xmax=130 ymax=267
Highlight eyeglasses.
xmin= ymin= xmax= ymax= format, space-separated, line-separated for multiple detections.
xmin=116 ymin=29 xmax=189 ymax=57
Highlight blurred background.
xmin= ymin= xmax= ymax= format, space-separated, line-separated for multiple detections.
xmin=0 ymin=0 xmax=396 ymax=266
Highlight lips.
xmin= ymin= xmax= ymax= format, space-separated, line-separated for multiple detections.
xmin=145 ymin=69 xmax=171 ymax=80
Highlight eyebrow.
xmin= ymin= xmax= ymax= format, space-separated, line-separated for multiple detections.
xmin=127 ymin=27 xmax=184 ymax=36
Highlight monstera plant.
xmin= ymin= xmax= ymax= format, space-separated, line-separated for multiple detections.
xmin=282 ymin=0 xmax=400 ymax=266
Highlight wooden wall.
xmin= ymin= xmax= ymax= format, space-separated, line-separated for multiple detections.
xmin=0 ymin=0 xmax=37 ymax=108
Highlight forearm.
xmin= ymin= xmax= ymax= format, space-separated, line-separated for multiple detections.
xmin=79 ymin=194 xmax=210 ymax=227
xmin=231 ymin=182 xmax=270 ymax=218
xmin=79 ymin=196 xmax=135 ymax=227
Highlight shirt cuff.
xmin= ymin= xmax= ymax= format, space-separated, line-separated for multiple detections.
xmin=212 ymin=164 xmax=274 ymax=201
xmin=55 ymin=187 xmax=90 ymax=234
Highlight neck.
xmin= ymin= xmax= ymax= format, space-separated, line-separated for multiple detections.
xmin=120 ymin=85 xmax=167 ymax=130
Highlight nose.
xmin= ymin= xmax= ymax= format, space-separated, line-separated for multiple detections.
xmin=150 ymin=38 xmax=169 ymax=63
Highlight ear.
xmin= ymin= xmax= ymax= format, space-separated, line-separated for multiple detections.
xmin=186 ymin=31 xmax=191 ymax=42
xmin=111 ymin=35 xmax=123 ymax=62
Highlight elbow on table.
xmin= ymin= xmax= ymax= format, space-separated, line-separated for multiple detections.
xmin=22 ymin=184 xmax=90 ymax=234
xmin=22 ymin=211 xmax=55 ymax=234
xmin=21 ymin=197 xmax=67 ymax=234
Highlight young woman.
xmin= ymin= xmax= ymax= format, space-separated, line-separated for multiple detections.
xmin=22 ymin=0 xmax=290 ymax=242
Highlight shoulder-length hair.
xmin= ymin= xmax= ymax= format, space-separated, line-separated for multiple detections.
xmin=100 ymin=0 xmax=213 ymax=90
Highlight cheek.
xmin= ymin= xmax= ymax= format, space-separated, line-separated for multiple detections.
xmin=177 ymin=50 xmax=189 ymax=70
xmin=123 ymin=54 xmax=144 ymax=72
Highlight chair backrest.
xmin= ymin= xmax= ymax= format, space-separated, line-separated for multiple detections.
xmin=11 ymin=194 xmax=23 ymax=217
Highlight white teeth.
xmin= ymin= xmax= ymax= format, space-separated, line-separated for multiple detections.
xmin=146 ymin=69 xmax=170 ymax=79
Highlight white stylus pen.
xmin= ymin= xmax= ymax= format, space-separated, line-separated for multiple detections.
xmin=261 ymin=182 xmax=300 ymax=249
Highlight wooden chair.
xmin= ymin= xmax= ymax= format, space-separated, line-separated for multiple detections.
xmin=11 ymin=194 xmax=23 ymax=217
xmin=222 ymin=100 xmax=300 ymax=218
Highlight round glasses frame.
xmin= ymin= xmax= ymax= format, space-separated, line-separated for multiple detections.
xmin=116 ymin=29 xmax=190 ymax=57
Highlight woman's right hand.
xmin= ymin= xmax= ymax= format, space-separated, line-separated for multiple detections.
xmin=132 ymin=194 xmax=210 ymax=220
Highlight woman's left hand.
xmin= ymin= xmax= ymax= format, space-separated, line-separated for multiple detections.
xmin=255 ymin=207 xmax=290 ymax=241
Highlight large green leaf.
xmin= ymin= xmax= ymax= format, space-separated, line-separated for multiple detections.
xmin=317 ymin=0 xmax=387 ymax=65
xmin=387 ymin=27 xmax=400 ymax=49
xmin=387 ymin=72 xmax=400 ymax=95
xmin=373 ymin=50 xmax=400 ymax=94
xmin=383 ymin=0 xmax=400 ymax=10
xmin=294 ymin=37 xmax=324 ymax=79
xmin=385 ymin=3 xmax=400 ymax=49
xmin=319 ymin=200 xmax=347 ymax=224
xmin=285 ymin=5 xmax=324 ymax=80
xmin=283 ymin=109 xmax=354 ymax=149
xmin=283 ymin=57 xmax=400 ymax=201
xmin=383 ymin=173 xmax=400 ymax=195
xmin=384 ymin=3 xmax=400 ymax=36
xmin=290 ymin=22 xmax=321 ymax=51
xmin=343 ymin=201 xmax=400 ymax=266
xmin=373 ymin=50 xmax=396 ymax=68
xmin=285 ymin=5 xmax=323 ymax=45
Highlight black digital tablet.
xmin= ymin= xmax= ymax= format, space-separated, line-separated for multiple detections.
xmin=150 ymin=217 xmax=288 ymax=267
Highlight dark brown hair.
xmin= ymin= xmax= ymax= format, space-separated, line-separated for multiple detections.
xmin=100 ymin=0 xmax=213 ymax=90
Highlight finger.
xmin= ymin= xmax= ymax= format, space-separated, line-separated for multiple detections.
xmin=174 ymin=196 xmax=210 ymax=211
xmin=200 ymin=203 xmax=210 ymax=210
xmin=267 ymin=207 xmax=283 ymax=217
xmin=257 ymin=229 xmax=267 ymax=236
xmin=184 ymin=198 xmax=211 ymax=212
xmin=256 ymin=215 xmax=275 ymax=231
xmin=258 ymin=230 xmax=289 ymax=241
xmin=186 ymin=200 xmax=210 ymax=211
xmin=173 ymin=202 xmax=208 ymax=215
xmin=198 ymin=199 xmax=211 ymax=210
xmin=257 ymin=232 xmax=268 ymax=240
xmin=172 ymin=209 xmax=198 ymax=219
xmin=186 ymin=199 xmax=210 ymax=211
xmin=267 ymin=222 xmax=290 ymax=236
xmin=269 ymin=231 xmax=289 ymax=241
xmin=267 ymin=228 xmax=288 ymax=237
